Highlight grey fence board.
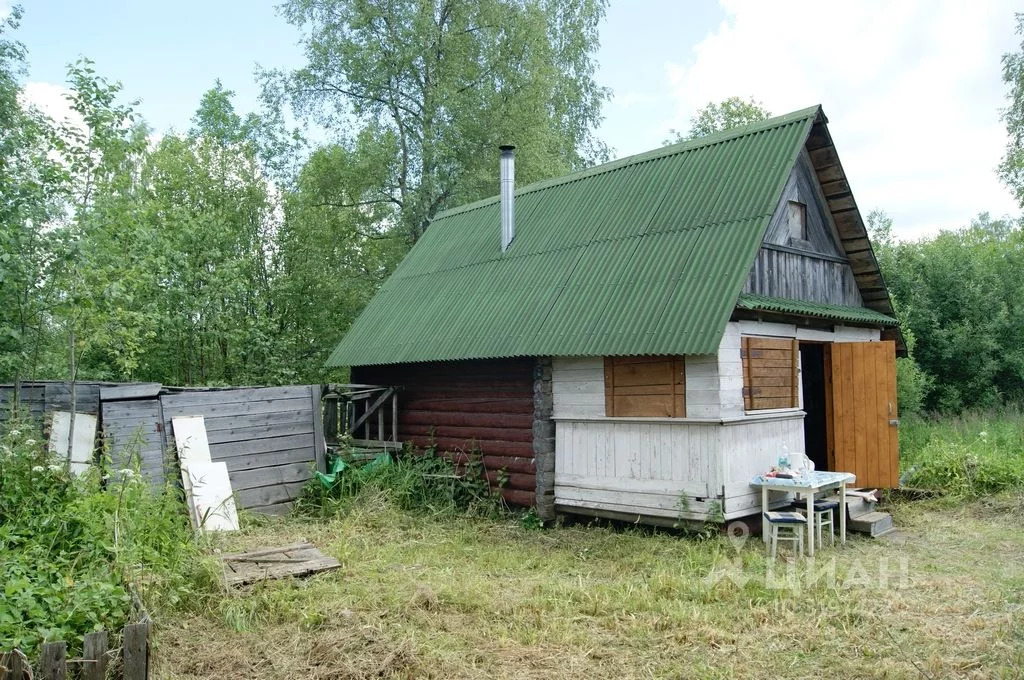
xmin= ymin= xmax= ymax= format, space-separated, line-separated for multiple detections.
xmin=160 ymin=396 xmax=312 ymax=419
xmin=236 ymin=481 xmax=308 ymax=509
xmin=100 ymin=383 xmax=162 ymax=401
xmin=158 ymin=385 xmax=311 ymax=407
xmin=101 ymin=398 xmax=166 ymax=486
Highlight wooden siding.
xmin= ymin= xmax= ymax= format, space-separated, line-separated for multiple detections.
xmin=603 ymin=356 xmax=684 ymax=417
xmin=743 ymin=247 xmax=863 ymax=306
xmin=0 ymin=382 xmax=105 ymax=430
xmin=745 ymin=149 xmax=864 ymax=307
xmin=718 ymin=414 xmax=806 ymax=517
xmin=762 ymin=150 xmax=845 ymax=257
xmin=353 ymin=359 xmax=537 ymax=507
xmin=552 ymin=357 xmax=604 ymax=418
xmin=554 ymin=418 xmax=720 ymax=520
xmin=553 ymin=413 xmax=806 ymax=521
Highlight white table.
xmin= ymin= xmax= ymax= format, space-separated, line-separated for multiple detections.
xmin=750 ymin=471 xmax=856 ymax=556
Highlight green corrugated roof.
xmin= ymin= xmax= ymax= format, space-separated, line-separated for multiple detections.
xmin=328 ymin=106 xmax=823 ymax=367
xmin=735 ymin=294 xmax=898 ymax=326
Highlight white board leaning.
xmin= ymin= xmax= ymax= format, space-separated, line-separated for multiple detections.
xmin=49 ymin=411 xmax=98 ymax=476
xmin=172 ymin=415 xmax=239 ymax=532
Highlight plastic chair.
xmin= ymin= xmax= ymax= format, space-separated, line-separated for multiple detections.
xmin=764 ymin=511 xmax=807 ymax=558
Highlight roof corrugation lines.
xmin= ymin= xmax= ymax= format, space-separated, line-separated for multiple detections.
xmin=735 ymin=294 xmax=898 ymax=326
xmin=328 ymin=107 xmax=823 ymax=367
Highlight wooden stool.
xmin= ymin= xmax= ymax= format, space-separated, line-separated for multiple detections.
xmin=812 ymin=500 xmax=838 ymax=548
xmin=764 ymin=511 xmax=807 ymax=558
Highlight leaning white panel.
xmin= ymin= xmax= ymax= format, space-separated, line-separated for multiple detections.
xmin=183 ymin=461 xmax=239 ymax=532
xmin=49 ymin=411 xmax=98 ymax=476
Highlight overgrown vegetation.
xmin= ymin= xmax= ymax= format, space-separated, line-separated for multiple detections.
xmin=296 ymin=445 xmax=505 ymax=519
xmin=899 ymin=410 xmax=1024 ymax=497
xmin=0 ymin=414 xmax=208 ymax=660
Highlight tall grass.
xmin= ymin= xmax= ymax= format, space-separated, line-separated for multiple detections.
xmin=0 ymin=414 xmax=210 ymax=660
xmin=899 ymin=409 xmax=1024 ymax=496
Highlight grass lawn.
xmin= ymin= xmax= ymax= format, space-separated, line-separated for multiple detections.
xmin=153 ymin=492 xmax=1024 ymax=679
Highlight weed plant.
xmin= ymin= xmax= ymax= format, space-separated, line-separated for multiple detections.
xmin=899 ymin=409 xmax=1024 ymax=496
xmin=0 ymin=414 xmax=208 ymax=660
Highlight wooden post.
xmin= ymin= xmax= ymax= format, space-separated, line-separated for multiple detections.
xmin=391 ymin=390 xmax=398 ymax=444
xmin=122 ymin=622 xmax=150 ymax=680
xmin=2 ymin=649 xmax=27 ymax=680
xmin=83 ymin=630 xmax=108 ymax=680
xmin=39 ymin=642 xmax=66 ymax=680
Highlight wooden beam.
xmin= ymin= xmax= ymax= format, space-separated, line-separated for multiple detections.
xmin=351 ymin=387 xmax=395 ymax=432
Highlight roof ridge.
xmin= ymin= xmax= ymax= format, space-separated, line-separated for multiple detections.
xmin=433 ymin=104 xmax=823 ymax=222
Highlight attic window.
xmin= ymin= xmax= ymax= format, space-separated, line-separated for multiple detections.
xmin=604 ymin=356 xmax=685 ymax=417
xmin=788 ymin=201 xmax=807 ymax=241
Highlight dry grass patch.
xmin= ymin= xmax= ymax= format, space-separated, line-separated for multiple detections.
xmin=152 ymin=492 xmax=1024 ymax=679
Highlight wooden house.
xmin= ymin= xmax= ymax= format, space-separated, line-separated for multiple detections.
xmin=327 ymin=106 xmax=904 ymax=523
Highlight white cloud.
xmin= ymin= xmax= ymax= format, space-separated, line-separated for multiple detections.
xmin=20 ymin=81 xmax=81 ymax=128
xmin=661 ymin=0 xmax=1021 ymax=237
xmin=0 ymin=2 xmax=11 ymax=21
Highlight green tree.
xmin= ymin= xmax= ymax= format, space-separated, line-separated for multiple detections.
xmin=48 ymin=60 xmax=151 ymax=385
xmin=871 ymin=210 xmax=1024 ymax=412
xmin=135 ymin=83 xmax=279 ymax=384
xmin=1000 ymin=12 xmax=1024 ymax=206
xmin=0 ymin=6 xmax=64 ymax=384
xmin=667 ymin=96 xmax=771 ymax=144
xmin=267 ymin=0 xmax=609 ymax=244
xmin=272 ymin=136 xmax=408 ymax=382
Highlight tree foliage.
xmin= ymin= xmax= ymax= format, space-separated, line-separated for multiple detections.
xmin=871 ymin=211 xmax=1024 ymax=412
xmin=1000 ymin=13 xmax=1024 ymax=206
xmin=666 ymin=96 xmax=771 ymax=144
xmin=270 ymin=0 xmax=609 ymax=243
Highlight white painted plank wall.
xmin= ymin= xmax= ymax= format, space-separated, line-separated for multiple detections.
xmin=551 ymin=357 xmax=604 ymax=418
xmin=555 ymin=419 xmax=718 ymax=519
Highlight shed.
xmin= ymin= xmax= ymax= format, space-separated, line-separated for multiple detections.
xmin=327 ymin=105 xmax=904 ymax=523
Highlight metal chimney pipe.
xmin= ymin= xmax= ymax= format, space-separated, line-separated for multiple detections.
xmin=500 ymin=145 xmax=515 ymax=252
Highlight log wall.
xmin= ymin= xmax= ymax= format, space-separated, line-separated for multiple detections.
xmin=353 ymin=358 xmax=538 ymax=507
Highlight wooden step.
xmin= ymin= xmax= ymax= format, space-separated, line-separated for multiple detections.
xmin=848 ymin=511 xmax=893 ymax=537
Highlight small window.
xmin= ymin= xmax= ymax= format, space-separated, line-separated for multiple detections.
xmin=788 ymin=201 xmax=807 ymax=241
xmin=741 ymin=337 xmax=798 ymax=410
xmin=604 ymin=356 xmax=685 ymax=417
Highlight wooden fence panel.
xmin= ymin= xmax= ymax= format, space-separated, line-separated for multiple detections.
xmin=101 ymin=399 xmax=167 ymax=486
xmin=160 ymin=386 xmax=321 ymax=511
xmin=1 ymin=623 xmax=148 ymax=680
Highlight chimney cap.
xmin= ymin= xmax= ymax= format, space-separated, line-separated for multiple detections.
xmin=499 ymin=144 xmax=516 ymax=151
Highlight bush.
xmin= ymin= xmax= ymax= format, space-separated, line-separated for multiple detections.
xmin=899 ymin=410 xmax=1024 ymax=497
xmin=0 ymin=415 xmax=204 ymax=659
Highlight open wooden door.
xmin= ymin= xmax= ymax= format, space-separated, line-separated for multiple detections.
xmin=828 ymin=341 xmax=900 ymax=488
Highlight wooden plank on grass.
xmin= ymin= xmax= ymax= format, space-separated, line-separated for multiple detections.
xmin=220 ymin=543 xmax=340 ymax=586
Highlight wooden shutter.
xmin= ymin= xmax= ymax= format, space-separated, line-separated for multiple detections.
xmin=741 ymin=337 xmax=799 ymax=410
xmin=604 ymin=356 xmax=685 ymax=417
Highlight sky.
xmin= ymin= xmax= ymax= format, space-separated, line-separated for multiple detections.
xmin=5 ymin=0 xmax=1021 ymax=238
